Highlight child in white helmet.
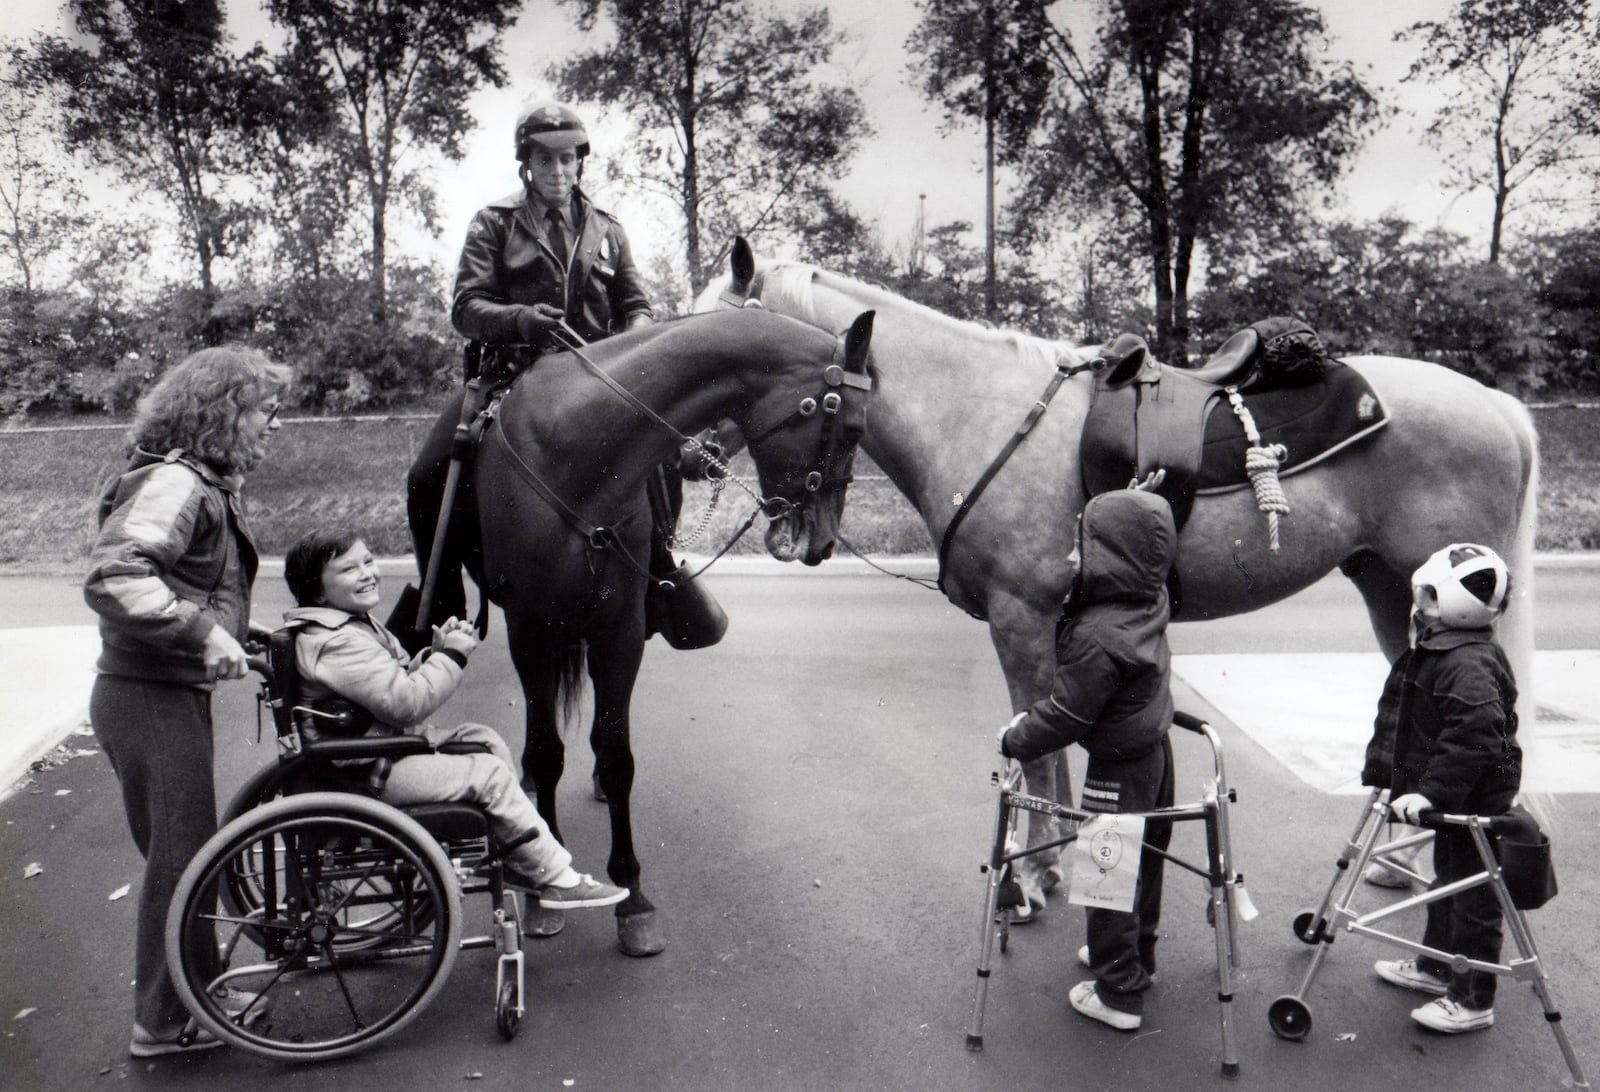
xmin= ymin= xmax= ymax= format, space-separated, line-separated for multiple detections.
xmin=1360 ymin=543 xmax=1520 ymax=1034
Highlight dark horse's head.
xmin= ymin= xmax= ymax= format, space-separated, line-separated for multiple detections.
xmin=737 ymin=308 xmax=875 ymax=565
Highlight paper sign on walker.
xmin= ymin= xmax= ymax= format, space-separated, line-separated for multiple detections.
xmin=1067 ymin=814 xmax=1145 ymax=912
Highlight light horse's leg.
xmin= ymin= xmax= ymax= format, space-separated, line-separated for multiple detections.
xmin=584 ymin=614 xmax=667 ymax=956
xmin=986 ymin=590 xmax=1073 ymax=913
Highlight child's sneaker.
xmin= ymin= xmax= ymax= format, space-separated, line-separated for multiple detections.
xmin=1411 ymin=996 xmax=1494 ymax=1033
xmin=129 ymin=1023 xmax=223 ymax=1058
xmin=1361 ymin=861 xmax=1417 ymax=888
xmin=1375 ymin=958 xmax=1448 ymax=996
xmin=1067 ymin=980 xmax=1142 ymax=1031
xmin=535 ymin=873 xmax=628 ymax=910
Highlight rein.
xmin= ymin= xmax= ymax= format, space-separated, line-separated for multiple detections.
xmin=935 ymin=356 xmax=1096 ymax=594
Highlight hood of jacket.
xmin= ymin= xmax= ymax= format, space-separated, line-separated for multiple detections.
xmin=1076 ymin=490 xmax=1177 ymax=609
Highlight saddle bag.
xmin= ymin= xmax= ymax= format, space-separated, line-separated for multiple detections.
xmin=1492 ymin=805 xmax=1558 ymax=910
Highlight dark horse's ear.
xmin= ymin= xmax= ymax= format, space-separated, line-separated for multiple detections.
xmin=731 ymin=237 xmax=755 ymax=294
xmin=845 ymin=311 xmax=875 ymax=372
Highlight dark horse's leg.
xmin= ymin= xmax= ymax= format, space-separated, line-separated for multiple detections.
xmin=585 ymin=618 xmax=665 ymax=956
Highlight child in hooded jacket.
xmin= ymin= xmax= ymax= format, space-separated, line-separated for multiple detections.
xmin=1362 ymin=543 xmax=1520 ymax=1034
xmin=999 ymin=487 xmax=1178 ymax=1032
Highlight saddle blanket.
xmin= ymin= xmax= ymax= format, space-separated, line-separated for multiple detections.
xmin=1195 ymin=363 xmax=1388 ymax=494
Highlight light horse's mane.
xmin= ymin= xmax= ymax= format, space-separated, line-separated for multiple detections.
xmin=753 ymin=262 xmax=1089 ymax=375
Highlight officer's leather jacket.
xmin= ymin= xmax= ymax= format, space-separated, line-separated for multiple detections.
xmin=451 ymin=186 xmax=653 ymax=350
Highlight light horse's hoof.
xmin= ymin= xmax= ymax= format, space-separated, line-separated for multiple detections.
xmin=522 ymin=904 xmax=566 ymax=938
xmin=617 ymin=908 xmax=666 ymax=957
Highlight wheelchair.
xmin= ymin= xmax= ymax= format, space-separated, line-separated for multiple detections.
xmin=161 ymin=629 xmax=530 ymax=1062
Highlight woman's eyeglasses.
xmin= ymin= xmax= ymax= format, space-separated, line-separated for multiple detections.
xmin=260 ymin=401 xmax=281 ymax=424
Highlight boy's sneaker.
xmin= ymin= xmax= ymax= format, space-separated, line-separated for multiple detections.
xmin=1411 ymin=996 xmax=1494 ymax=1033
xmin=536 ymin=873 xmax=628 ymax=910
xmin=129 ymin=1024 xmax=223 ymax=1058
xmin=1068 ymin=980 xmax=1142 ymax=1031
xmin=1375 ymin=958 xmax=1448 ymax=996
xmin=1362 ymin=861 xmax=1417 ymax=888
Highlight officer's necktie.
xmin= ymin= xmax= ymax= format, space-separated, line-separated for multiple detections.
xmin=546 ymin=208 xmax=568 ymax=268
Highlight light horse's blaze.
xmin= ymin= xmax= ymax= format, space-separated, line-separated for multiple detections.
xmin=413 ymin=308 xmax=874 ymax=954
xmin=697 ymin=240 xmax=1540 ymax=909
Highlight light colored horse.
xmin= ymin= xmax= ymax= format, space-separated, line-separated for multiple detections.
xmin=697 ymin=244 xmax=1539 ymax=909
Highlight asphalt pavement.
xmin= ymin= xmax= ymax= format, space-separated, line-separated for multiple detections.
xmin=2 ymin=562 xmax=1596 ymax=1091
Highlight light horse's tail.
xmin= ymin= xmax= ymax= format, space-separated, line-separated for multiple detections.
xmin=1496 ymin=392 xmax=1554 ymax=827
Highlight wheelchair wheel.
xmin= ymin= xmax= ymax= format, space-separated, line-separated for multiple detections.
xmin=219 ymin=767 xmax=436 ymax=952
xmin=496 ymin=977 xmax=520 ymax=1040
xmin=166 ymin=792 xmax=463 ymax=1062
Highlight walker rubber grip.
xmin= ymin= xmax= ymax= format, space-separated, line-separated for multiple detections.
xmin=1173 ymin=710 xmax=1209 ymax=733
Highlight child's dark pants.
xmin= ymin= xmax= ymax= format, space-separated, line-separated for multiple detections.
xmin=1419 ymin=823 xmax=1504 ymax=1009
xmin=1081 ymin=734 xmax=1174 ymax=1016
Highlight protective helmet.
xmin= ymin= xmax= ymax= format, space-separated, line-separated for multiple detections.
xmin=515 ymin=100 xmax=590 ymax=160
xmin=1411 ymin=543 xmax=1511 ymax=629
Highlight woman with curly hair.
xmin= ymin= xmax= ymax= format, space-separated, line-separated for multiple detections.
xmin=84 ymin=345 xmax=291 ymax=1057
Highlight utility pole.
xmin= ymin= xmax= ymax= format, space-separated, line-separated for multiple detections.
xmin=912 ymin=192 xmax=927 ymax=276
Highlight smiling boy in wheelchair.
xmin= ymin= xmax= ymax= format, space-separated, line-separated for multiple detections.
xmin=280 ymin=528 xmax=625 ymax=910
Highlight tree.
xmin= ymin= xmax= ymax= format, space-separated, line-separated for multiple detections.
xmin=1398 ymin=0 xmax=1596 ymax=264
xmin=550 ymin=0 xmax=870 ymax=296
xmin=36 ymin=0 xmax=274 ymax=299
xmin=265 ymin=0 xmax=522 ymax=320
xmin=910 ymin=0 xmax=1379 ymax=362
xmin=0 ymin=42 xmax=92 ymax=296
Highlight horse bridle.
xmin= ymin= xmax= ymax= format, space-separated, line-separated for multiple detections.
xmin=494 ymin=317 xmax=871 ymax=580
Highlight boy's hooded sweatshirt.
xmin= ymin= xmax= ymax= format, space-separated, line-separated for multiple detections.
xmin=1002 ymin=490 xmax=1177 ymax=763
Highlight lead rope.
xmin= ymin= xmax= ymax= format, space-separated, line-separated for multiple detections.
xmin=1224 ymin=386 xmax=1290 ymax=551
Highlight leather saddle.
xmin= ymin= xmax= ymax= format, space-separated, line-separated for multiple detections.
xmin=1079 ymin=319 xmax=1377 ymax=528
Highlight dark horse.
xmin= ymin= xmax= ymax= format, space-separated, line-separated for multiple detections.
xmin=404 ymin=307 xmax=875 ymax=954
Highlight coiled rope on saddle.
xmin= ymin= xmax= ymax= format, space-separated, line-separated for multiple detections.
xmin=1224 ymin=387 xmax=1290 ymax=551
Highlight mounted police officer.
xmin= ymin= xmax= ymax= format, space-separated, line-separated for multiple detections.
xmin=403 ymin=99 xmax=726 ymax=649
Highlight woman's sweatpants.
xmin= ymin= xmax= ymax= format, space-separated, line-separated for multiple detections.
xmin=91 ymin=675 xmax=221 ymax=1038
xmin=1081 ymin=735 xmax=1175 ymax=1016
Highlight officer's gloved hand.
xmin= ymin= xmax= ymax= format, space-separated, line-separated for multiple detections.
xmin=516 ymin=303 xmax=566 ymax=343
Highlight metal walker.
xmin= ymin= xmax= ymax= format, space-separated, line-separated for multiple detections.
xmin=1269 ymin=787 xmax=1588 ymax=1089
xmin=965 ymin=711 xmax=1252 ymax=1079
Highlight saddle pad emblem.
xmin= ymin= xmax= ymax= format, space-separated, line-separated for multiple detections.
xmin=1357 ymin=392 xmax=1378 ymax=421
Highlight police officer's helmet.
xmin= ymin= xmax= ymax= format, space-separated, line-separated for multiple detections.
xmin=1411 ymin=543 xmax=1511 ymax=629
xmin=515 ymin=100 xmax=590 ymax=160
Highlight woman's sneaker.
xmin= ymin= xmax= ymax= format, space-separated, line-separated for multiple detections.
xmin=1411 ymin=996 xmax=1494 ymax=1033
xmin=1068 ymin=980 xmax=1142 ymax=1031
xmin=1375 ymin=958 xmax=1448 ymax=996
xmin=129 ymin=1024 xmax=223 ymax=1058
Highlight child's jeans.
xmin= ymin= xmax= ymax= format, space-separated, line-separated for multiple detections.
xmin=1418 ymin=822 xmax=1503 ymax=1009
xmin=378 ymin=722 xmax=572 ymax=883
xmin=1081 ymin=735 xmax=1174 ymax=1016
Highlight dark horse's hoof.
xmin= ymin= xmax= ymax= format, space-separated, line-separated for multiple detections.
xmin=592 ymin=771 xmax=607 ymax=803
xmin=617 ymin=908 xmax=666 ymax=957
xmin=522 ymin=904 xmax=566 ymax=938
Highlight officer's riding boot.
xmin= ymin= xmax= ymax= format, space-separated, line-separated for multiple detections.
xmin=644 ymin=467 xmax=727 ymax=649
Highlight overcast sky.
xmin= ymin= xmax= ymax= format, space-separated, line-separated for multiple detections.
xmin=5 ymin=0 xmax=1471 ymax=274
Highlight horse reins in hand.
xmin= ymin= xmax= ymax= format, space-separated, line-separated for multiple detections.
xmin=935 ymin=356 xmax=1097 ymax=596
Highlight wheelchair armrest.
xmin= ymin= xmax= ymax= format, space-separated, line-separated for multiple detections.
xmin=1172 ymin=711 xmax=1209 ymax=734
xmin=301 ymin=736 xmax=433 ymax=761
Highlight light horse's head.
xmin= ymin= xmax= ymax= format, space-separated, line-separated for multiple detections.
xmin=732 ymin=307 xmax=876 ymax=565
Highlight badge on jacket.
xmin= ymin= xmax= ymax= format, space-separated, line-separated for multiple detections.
xmin=596 ymin=236 xmax=615 ymax=278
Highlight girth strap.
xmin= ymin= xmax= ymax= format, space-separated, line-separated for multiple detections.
xmin=937 ymin=358 xmax=1094 ymax=595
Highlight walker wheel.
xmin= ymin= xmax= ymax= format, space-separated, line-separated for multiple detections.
xmin=1292 ymin=909 xmax=1326 ymax=944
xmin=496 ymin=978 xmax=521 ymax=1040
xmin=1268 ymin=995 xmax=1312 ymax=1041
